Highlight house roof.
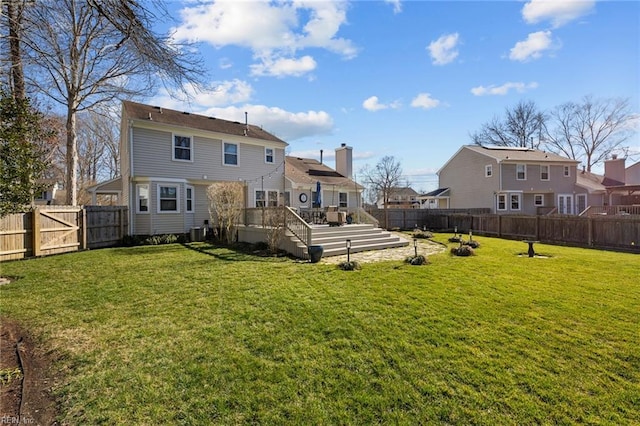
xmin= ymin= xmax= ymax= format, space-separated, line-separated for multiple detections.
xmin=285 ymin=156 xmax=363 ymax=190
xmin=576 ymin=170 xmax=606 ymax=193
xmin=123 ymin=100 xmax=287 ymax=146
xmin=389 ymin=187 xmax=419 ymax=197
xmin=421 ymin=187 xmax=450 ymax=197
xmin=463 ymin=145 xmax=579 ymax=163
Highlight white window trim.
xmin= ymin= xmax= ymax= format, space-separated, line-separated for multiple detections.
xmin=540 ymin=165 xmax=549 ymax=181
xmin=516 ymin=164 xmax=527 ymax=181
xmin=534 ymin=194 xmax=544 ymax=206
xmin=497 ymin=194 xmax=507 ymax=211
xmin=485 ymin=165 xmax=492 ymax=177
xmin=255 ymin=189 xmax=279 ymax=207
xmin=223 ymin=142 xmax=239 ymax=166
xmin=510 ymin=193 xmax=522 ymax=211
xmin=136 ymin=184 xmax=149 ymax=214
xmin=265 ymin=147 xmax=274 ymax=164
xmin=157 ymin=184 xmax=180 ymax=214
xmin=172 ymin=134 xmax=193 ymax=162
xmin=563 ymin=165 xmax=571 ymax=177
xmin=185 ymin=185 xmax=194 ymax=213
xmin=339 ymin=192 xmax=348 ymax=208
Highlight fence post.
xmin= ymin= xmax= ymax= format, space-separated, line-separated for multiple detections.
xmin=536 ymin=215 xmax=540 ymax=240
xmin=80 ymin=208 xmax=87 ymax=250
xmin=587 ymin=216 xmax=593 ymax=247
xmin=32 ymin=207 xmax=41 ymax=257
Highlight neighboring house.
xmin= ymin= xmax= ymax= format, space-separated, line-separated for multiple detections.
xmin=285 ymin=144 xmax=364 ymax=210
xmin=431 ymin=145 xmax=585 ymax=215
xmin=33 ymin=180 xmax=62 ymax=205
xmin=601 ymin=156 xmax=640 ymax=206
xmin=376 ymin=186 xmax=420 ymax=209
xmin=102 ymin=100 xmax=288 ymax=235
xmin=419 ymin=188 xmax=450 ymax=209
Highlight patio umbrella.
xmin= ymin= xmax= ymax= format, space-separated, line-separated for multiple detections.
xmin=315 ymin=181 xmax=322 ymax=207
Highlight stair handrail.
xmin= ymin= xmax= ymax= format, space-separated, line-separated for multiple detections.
xmin=353 ymin=207 xmax=379 ymax=227
xmin=285 ymin=206 xmax=313 ymax=247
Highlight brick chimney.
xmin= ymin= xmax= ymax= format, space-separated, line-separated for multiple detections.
xmin=335 ymin=143 xmax=353 ymax=178
xmin=604 ymin=155 xmax=626 ymax=185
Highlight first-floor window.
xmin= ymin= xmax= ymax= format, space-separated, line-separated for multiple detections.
xmin=186 ymin=186 xmax=194 ymax=213
xmin=497 ymin=194 xmax=507 ymax=211
xmin=339 ymin=192 xmax=348 ymax=208
xmin=158 ymin=185 xmax=179 ymax=213
xmin=255 ymin=190 xmax=278 ymax=207
xmin=510 ymin=193 xmax=521 ymax=211
xmin=534 ymin=194 xmax=544 ymax=206
xmin=137 ymin=184 xmax=149 ymax=213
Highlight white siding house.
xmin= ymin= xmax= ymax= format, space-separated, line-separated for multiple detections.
xmin=119 ymin=101 xmax=288 ymax=235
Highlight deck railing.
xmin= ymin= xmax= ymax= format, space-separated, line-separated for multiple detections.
xmin=285 ymin=206 xmax=312 ymax=247
xmin=580 ymin=205 xmax=640 ymax=217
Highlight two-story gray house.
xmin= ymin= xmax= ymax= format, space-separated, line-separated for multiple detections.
xmin=117 ymin=101 xmax=288 ymax=235
xmin=427 ymin=145 xmax=588 ymax=215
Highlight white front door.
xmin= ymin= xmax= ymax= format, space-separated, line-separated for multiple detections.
xmin=558 ymin=194 xmax=573 ymax=215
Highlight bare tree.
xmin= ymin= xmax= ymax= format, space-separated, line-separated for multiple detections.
xmin=13 ymin=0 xmax=204 ymax=205
xmin=361 ymin=156 xmax=403 ymax=229
xmin=543 ymin=96 xmax=634 ymax=171
xmin=207 ymin=182 xmax=245 ymax=245
xmin=471 ymin=100 xmax=545 ymax=148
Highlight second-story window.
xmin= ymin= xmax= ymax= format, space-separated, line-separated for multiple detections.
xmin=540 ymin=165 xmax=549 ymax=181
xmin=265 ymin=147 xmax=274 ymax=164
xmin=485 ymin=165 xmax=492 ymax=177
xmin=173 ymin=135 xmax=192 ymax=161
xmin=224 ymin=142 xmax=238 ymax=166
xmin=563 ymin=165 xmax=570 ymax=177
xmin=516 ymin=164 xmax=526 ymax=180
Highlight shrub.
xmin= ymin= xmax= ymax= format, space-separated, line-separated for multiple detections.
xmin=405 ymin=255 xmax=429 ymax=265
xmin=451 ymin=245 xmax=475 ymax=256
xmin=338 ymin=260 xmax=361 ymax=271
xmin=412 ymin=230 xmax=433 ymax=239
xmin=464 ymin=240 xmax=481 ymax=249
xmin=448 ymin=235 xmax=462 ymax=243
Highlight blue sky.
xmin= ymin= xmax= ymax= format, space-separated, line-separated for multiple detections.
xmin=148 ymin=0 xmax=640 ymax=192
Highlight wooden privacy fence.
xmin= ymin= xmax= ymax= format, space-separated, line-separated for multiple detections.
xmin=371 ymin=208 xmax=640 ymax=253
xmin=1 ymin=206 xmax=128 ymax=262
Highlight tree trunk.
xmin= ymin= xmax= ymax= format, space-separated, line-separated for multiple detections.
xmin=7 ymin=0 xmax=26 ymax=100
xmin=66 ymin=107 xmax=78 ymax=206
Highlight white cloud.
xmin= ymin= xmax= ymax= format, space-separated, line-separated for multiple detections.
xmin=428 ymin=33 xmax=460 ymax=65
xmin=250 ymin=55 xmax=317 ymax=78
xmin=385 ymin=0 xmax=402 ymax=14
xmin=411 ymin=93 xmax=440 ymax=110
xmin=172 ymin=0 xmax=356 ymax=77
xmin=522 ymin=0 xmax=595 ymax=28
xmin=470 ymin=82 xmax=539 ymax=96
xmin=200 ymin=105 xmax=334 ymax=141
xmin=362 ymin=96 xmax=401 ymax=112
xmin=149 ymin=79 xmax=254 ymax=108
xmin=509 ymin=31 xmax=553 ymax=62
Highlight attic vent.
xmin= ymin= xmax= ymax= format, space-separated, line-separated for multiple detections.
xmin=183 ymin=111 xmax=190 ymax=115
xmin=148 ymin=112 xmax=152 ymax=120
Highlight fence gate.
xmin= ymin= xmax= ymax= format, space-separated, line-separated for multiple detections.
xmin=33 ymin=207 xmax=84 ymax=257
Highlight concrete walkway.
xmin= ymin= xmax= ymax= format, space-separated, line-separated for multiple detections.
xmin=320 ymin=236 xmax=446 ymax=264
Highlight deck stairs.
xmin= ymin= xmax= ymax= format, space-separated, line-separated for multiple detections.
xmin=286 ymin=223 xmax=409 ymax=259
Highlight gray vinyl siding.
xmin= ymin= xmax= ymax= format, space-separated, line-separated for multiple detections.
xmin=128 ymin=125 xmax=285 ymax=235
xmin=501 ymin=163 xmax=576 ymax=193
xmin=131 ymin=127 xmax=285 ymax=182
xmin=439 ymin=149 xmax=497 ymax=210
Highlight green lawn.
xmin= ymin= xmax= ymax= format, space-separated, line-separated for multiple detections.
xmin=1 ymin=235 xmax=639 ymax=424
